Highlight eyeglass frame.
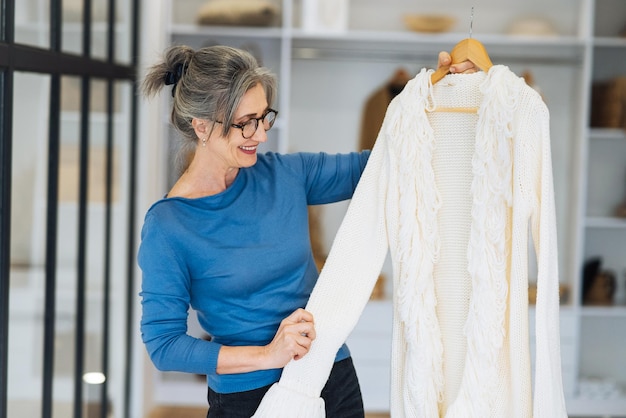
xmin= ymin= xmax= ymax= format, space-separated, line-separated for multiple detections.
xmin=217 ymin=108 xmax=278 ymax=139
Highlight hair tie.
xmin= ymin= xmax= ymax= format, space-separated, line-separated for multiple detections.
xmin=164 ymin=62 xmax=188 ymax=96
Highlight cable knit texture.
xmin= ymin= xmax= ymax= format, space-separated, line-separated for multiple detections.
xmin=253 ymin=66 xmax=567 ymax=417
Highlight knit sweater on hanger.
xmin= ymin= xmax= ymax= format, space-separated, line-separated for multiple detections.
xmin=253 ymin=66 xmax=568 ymax=417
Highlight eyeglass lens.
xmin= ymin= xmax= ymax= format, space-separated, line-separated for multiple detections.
xmin=242 ymin=111 xmax=276 ymax=138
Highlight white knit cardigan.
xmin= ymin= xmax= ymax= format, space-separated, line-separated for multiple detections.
xmin=253 ymin=66 xmax=568 ymax=417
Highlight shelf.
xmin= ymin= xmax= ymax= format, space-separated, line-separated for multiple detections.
xmin=589 ymin=128 xmax=626 ymax=141
xmin=593 ymin=36 xmax=626 ymax=47
xmin=169 ymin=24 xmax=284 ymax=39
xmin=581 ymin=306 xmax=626 ymax=317
xmin=585 ymin=216 xmax=626 ymax=228
xmin=566 ymin=396 xmax=626 ymax=416
xmin=291 ymin=30 xmax=584 ymax=63
xmin=291 ymin=28 xmax=583 ymax=44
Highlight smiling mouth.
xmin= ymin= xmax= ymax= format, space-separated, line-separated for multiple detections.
xmin=240 ymin=145 xmax=257 ymax=151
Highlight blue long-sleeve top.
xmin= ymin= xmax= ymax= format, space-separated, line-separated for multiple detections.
xmin=138 ymin=151 xmax=370 ymax=394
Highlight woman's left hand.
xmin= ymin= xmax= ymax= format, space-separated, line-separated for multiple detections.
xmin=437 ymin=51 xmax=477 ymax=74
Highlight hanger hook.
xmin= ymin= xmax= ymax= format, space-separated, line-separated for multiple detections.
xmin=469 ymin=6 xmax=474 ymax=38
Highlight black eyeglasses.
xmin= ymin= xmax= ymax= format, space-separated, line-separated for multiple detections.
xmin=218 ymin=109 xmax=278 ymax=139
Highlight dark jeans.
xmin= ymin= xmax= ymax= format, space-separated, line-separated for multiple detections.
xmin=207 ymin=357 xmax=365 ymax=418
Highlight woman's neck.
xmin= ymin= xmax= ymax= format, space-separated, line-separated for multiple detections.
xmin=168 ymin=154 xmax=239 ymax=199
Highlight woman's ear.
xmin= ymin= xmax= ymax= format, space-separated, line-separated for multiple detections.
xmin=191 ymin=117 xmax=210 ymax=138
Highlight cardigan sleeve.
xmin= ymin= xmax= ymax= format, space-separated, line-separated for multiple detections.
xmin=528 ymin=100 xmax=568 ymax=417
xmin=252 ymin=124 xmax=391 ymax=418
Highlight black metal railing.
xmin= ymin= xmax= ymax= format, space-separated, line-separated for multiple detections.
xmin=0 ymin=1 xmax=139 ymax=417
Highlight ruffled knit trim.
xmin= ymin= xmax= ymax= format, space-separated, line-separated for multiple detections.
xmin=389 ymin=68 xmax=444 ymax=417
xmin=391 ymin=66 xmax=521 ymax=417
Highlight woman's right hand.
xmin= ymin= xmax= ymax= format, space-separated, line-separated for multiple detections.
xmin=215 ymin=308 xmax=316 ymax=374
xmin=263 ymin=308 xmax=316 ymax=368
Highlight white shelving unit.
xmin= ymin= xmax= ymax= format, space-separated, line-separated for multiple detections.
xmin=145 ymin=0 xmax=626 ymax=416
xmin=576 ymin=1 xmax=626 ymax=414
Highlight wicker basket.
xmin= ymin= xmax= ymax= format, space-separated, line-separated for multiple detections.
xmin=403 ymin=14 xmax=456 ymax=33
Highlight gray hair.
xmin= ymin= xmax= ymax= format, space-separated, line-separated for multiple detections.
xmin=141 ymin=44 xmax=277 ymax=174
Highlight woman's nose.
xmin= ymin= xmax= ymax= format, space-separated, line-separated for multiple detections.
xmin=251 ymin=123 xmax=268 ymax=143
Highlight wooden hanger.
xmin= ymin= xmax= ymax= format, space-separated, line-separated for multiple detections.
xmin=428 ymin=8 xmax=492 ymax=113
xmin=427 ymin=38 xmax=492 ymax=113
xmin=431 ymin=6 xmax=492 ymax=85
xmin=430 ymin=37 xmax=493 ymax=85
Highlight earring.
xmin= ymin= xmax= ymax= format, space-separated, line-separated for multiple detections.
xmin=202 ymin=137 xmax=207 ymax=147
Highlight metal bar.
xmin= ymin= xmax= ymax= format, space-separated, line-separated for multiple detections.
xmin=124 ymin=1 xmax=141 ymax=416
xmin=72 ymin=74 xmax=89 ymax=418
xmin=124 ymin=84 xmax=138 ymax=418
xmin=0 ymin=44 xmax=7 ymax=68
xmin=1 ymin=0 xmax=15 ymax=44
xmin=8 ymin=43 xmax=135 ymax=79
xmin=98 ymin=1 xmax=117 ymax=416
xmin=83 ymin=0 xmax=92 ymax=57
xmin=42 ymin=3 xmax=63 ymax=417
xmin=100 ymin=79 xmax=114 ymax=418
xmin=107 ymin=0 xmax=116 ymax=63
xmin=41 ymin=74 xmax=61 ymax=418
xmin=51 ymin=0 xmax=62 ymax=53
xmin=73 ymin=1 xmax=94 ymax=415
xmin=0 ymin=9 xmax=15 ymax=418
xmin=0 ymin=69 xmax=13 ymax=418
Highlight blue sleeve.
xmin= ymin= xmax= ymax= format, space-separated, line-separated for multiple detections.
xmin=138 ymin=211 xmax=222 ymax=375
xmin=293 ymin=150 xmax=370 ymax=205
